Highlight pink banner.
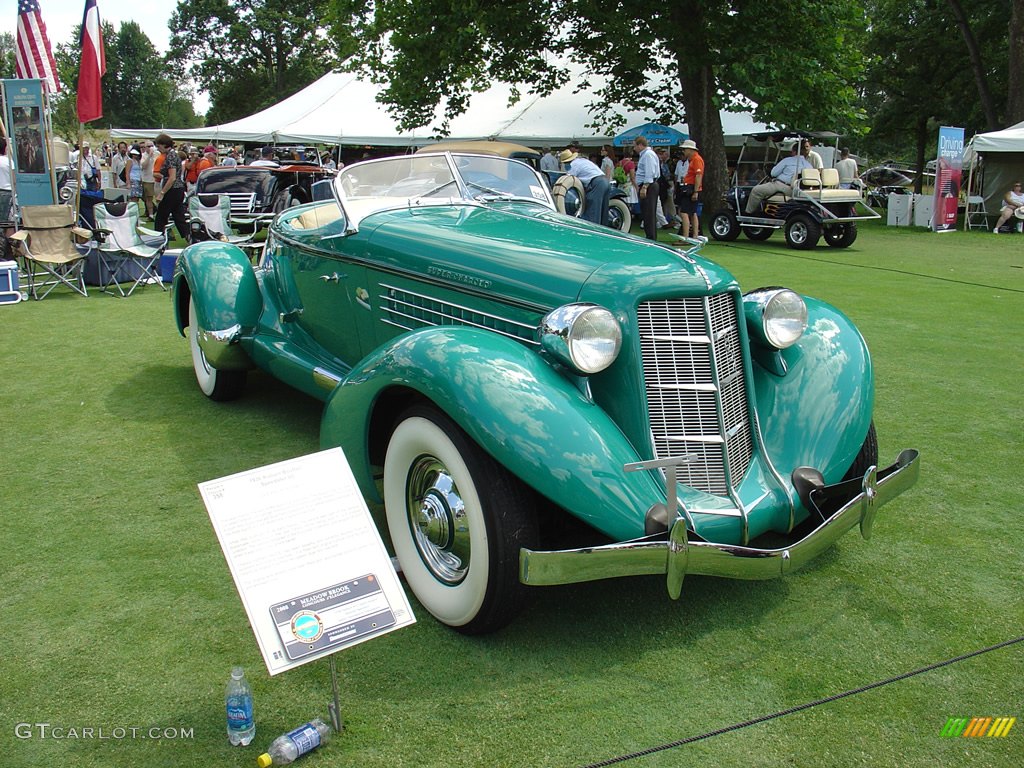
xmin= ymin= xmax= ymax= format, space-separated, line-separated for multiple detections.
xmin=932 ymin=126 xmax=964 ymax=232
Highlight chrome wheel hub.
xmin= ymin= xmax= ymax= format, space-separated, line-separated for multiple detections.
xmin=407 ymin=455 xmax=470 ymax=585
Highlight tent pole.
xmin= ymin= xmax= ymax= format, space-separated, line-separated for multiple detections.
xmin=963 ymin=146 xmax=976 ymax=232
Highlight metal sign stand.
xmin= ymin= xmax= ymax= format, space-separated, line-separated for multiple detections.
xmin=328 ymin=656 xmax=344 ymax=733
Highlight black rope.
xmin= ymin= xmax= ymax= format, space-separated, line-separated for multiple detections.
xmin=579 ymin=634 xmax=1024 ymax=768
xmin=715 ymin=240 xmax=1024 ymax=294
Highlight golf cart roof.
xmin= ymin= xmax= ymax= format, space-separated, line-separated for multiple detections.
xmin=743 ymin=130 xmax=843 ymax=143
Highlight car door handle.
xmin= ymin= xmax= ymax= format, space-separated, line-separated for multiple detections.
xmin=318 ymin=272 xmax=344 ymax=282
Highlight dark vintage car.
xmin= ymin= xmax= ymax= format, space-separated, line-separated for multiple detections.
xmin=173 ymin=151 xmax=919 ymax=634
xmin=193 ymin=164 xmax=335 ymax=226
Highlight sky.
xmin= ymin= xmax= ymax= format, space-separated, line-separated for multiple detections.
xmin=19 ymin=0 xmax=211 ymax=112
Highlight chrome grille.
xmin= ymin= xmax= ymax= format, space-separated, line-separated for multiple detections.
xmin=638 ymin=294 xmax=753 ymax=495
xmin=379 ymin=283 xmax=538 ymax=344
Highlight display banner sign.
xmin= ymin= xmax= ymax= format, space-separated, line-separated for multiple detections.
xmin=199 ymin=448 xmax=415 ymax=675
xmin=2 ymin=79 xmax=55 ymax=206
xmin=932 ymin=126 xmax=964 ymax=232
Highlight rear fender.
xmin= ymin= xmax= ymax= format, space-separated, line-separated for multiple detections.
xmin=320 ymin=326 xmax=663 ymax=542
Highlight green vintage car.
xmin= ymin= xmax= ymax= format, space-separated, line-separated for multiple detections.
xmin=173 ymin=151 xmax=919 ymax=634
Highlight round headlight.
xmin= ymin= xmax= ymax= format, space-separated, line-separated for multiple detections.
xmin=539 ymin=304 xmax=622 ymax=374
xmin=762 ymin=289 xmax=807 ymax=348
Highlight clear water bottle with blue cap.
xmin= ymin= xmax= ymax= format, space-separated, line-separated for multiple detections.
xmin=256 ymin=717 xmax=331 ymax=766
xmin=226 ymin=666 xmax=256 ymax=746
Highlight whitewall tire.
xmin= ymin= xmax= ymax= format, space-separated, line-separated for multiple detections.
xmin=383 ymin=406 xmax=537 ymax=634
xmin=188 ymin=297 xmax=246 ymax=401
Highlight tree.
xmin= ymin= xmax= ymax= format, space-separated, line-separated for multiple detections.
xmin=863 ymin=0 xmax=1012 ymax=188
xmin=169 ymin=0 xmax=352 ymax=124
xmin=946 ymin=0 xmax=1000 ymax=129
xmin=49 ymin=22 xmax=200 ymax=139
xmin=0 ymin=33 xmax=15 ymax=83
xmin=333 ymin=0 xmax=869 ymax=210
xmin=1011 ymin=0 xmax=1024 ymax=124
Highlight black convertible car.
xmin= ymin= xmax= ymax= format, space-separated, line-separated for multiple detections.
xmin=193 ymin=164 xmax=335 ymax=225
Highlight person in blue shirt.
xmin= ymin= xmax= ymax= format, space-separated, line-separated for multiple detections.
xmin=744 ymin=144 xmax=811 ymax=214
xmin=633 ymin=136 xmax=661 ymax=239
xmin=540 ymin=147 xmax=560 ymax=173
xmin=559 ymin=148 xmax=611 ymax=226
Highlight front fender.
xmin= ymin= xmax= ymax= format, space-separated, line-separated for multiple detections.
xmin=320 ymin=327 xmax=663 ymax=542
xmin=752 ymin=296 xmax=874 ymax=484
xmin=173 ymin=241 xmax=263 ymax=341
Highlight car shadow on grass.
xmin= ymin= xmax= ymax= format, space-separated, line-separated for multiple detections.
xmin=106 ymin=362 xmax=324 ymax=481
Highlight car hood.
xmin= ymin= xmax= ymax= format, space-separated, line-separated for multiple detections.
xmin=356 ymin=203 xmax=736 ymax=309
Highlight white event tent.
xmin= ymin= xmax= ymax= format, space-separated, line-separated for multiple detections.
xmin=110 ymin=70 xmax=770 ymax=148
xmin=963 ymin=120 xmax=1024 ymax=221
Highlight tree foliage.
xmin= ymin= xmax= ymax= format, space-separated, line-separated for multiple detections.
xmin=41 ymin=22 xmax=200 ymax=139
xmin=0 ymin=33 xmax=15 ymax=83
xmin=334 ymin=0 xmax=869 ymax=214
xmin=863 ymin=0 xmax=1013 ymax=181
xmin=169 ymin=0 xmax=352 ymax=124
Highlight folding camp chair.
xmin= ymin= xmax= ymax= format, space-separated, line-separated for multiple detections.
xmin=92 ymin=201 xmax=168 ymax=297
xmin=187 ymin=194 xmax=263 ymax=262
xmin=965 ymin=195 xmax=989 ymax=231
xmin=9 ymin=204 xmax=91 ymax=300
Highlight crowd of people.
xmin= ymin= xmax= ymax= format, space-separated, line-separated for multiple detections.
xmin=58 ymin=139 xmax=346 ymax=236
xmin=548 ymin=136 xmax=706 ymax=241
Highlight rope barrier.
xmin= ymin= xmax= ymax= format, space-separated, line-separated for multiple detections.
xmin=579 ymin=635 xmax=1024 ymax=768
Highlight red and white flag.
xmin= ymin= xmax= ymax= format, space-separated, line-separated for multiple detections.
xmin=77 ymin=0 xmax=106 ymax=124
xmin=15 ymin=0 xmax=62 ymax=94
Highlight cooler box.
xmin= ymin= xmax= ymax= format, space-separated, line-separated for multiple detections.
xmin=0 ymin=260 xmax=22 ymax=304
xmin=83 ymin=247 xmax=147 ymax=286
xmin=886 ymin=193 xmax=913 ymax=226
xmin=913 ymin=194 xmax=935 ymax=228
xmin=161 ymin=250 xmax=181 ymax=283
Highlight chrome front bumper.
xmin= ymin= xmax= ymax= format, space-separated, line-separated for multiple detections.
xmin=519 ymin=449 xmax=920 ymax=598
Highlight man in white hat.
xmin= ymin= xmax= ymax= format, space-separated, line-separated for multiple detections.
xmin=678 ymin=139 xmax=705 ymax=238
xmin=559 ymin=148 xmax=612 ymax=226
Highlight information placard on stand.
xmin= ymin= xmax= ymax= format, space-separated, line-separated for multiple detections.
xmin=200 ymin=448 xmax=415 ymax=675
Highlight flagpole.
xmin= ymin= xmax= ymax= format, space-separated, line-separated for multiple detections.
xmin=42 ymin=87 xmax=58 ymax=203
xmin=75 ymin=123 xmax=85 ymax=225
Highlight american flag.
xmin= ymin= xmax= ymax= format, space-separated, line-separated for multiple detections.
xmin=15 ymin=0 xmax=62 ymax=94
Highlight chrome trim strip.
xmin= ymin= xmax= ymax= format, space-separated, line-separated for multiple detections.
xmin=520 ymin=449 xmax=920 ymax=590
xmin=379 ymin=283 xmax=537 ymax=332
xmin=313 ymin=367 xmax=342 ymax=392
xmin=379 ymin=285 xmax=541 ymax=345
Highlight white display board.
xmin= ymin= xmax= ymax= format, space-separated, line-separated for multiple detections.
xmin=199 ymin=448 xmax=415 ymax=675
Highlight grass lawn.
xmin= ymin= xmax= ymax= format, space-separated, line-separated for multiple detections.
xmin=1 ymin=220 xmax=1021 ymax=767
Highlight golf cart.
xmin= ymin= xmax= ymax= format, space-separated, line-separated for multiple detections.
xmin=710 ymin=131 xmax=880 ymax=249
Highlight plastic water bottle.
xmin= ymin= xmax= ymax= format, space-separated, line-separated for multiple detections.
xmin=256 ymin=718 xmax=331 ymax=766
xmin=226 ymin=666 xmax=255 ymax=746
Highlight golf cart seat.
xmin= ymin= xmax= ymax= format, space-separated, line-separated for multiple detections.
xmin=765 ymin=189 xmax=793 ymax=204
xmin=791 ymin=168 xmax=823 ymax=199
xmin=819 ymin=168 xmax=864 ymax=203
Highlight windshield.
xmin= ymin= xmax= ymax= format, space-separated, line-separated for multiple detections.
xmin=334 ymin=153 xmax=554 ymax=228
